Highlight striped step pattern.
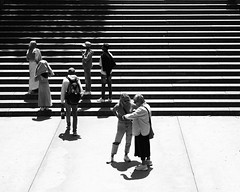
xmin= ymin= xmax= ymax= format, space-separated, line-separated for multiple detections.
xmin=0 ymin=0 xmax=240 ymax=116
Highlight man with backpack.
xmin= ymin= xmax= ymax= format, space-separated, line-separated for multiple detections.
xmin=61 ymin=67 xmax=84 ymax=136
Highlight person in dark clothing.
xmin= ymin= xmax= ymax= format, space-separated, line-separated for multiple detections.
xmin=97 ymin=43 xmax=116 ymax=103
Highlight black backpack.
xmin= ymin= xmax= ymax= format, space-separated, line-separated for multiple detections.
xmin=65 ymin=77 xmax=81 ymax=105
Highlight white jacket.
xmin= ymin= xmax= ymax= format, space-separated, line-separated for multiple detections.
xmin=124 ymin=103 xmax=151 ymax=136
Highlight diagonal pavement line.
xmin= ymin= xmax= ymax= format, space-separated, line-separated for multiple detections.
xmin=177 ymin=117 xmax=200 ymax=192
xmin=27 ymin=119 xmax=63 ymax=192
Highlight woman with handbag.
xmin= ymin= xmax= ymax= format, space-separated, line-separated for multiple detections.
xmin=122 ymin=94 xmax=154 ymax=171
xmin=35 ymin=59 xmax=54 ymax=111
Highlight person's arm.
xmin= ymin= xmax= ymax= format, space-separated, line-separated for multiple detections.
xmin=34 ymin=48 xmax=42 ymax=63
xmin=26 ymin=50 xmax=29 ymax=61
xmin=46 ymin=63 xmax=54 ymax=77
xmin=99 ymin=55 xmax=102 ymax=67
xmin=82 ymin=50 xmax=93 ymax=63
xmin=77 ymin=78 xmax=84 ymax=94
xmin=123 ymin=106 xmax=146 ymax=120
xmin=112 ymin=104 xmax=124 ymax=120
xmin=60 ymin=79 xmax=68 ymax=104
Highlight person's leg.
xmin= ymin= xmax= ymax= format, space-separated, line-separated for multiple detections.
xmin=124 ymin=123 xmax=133 ymax=162
xmin=101 ymin=74 xmax=106 ymax=100
xmin=111 ymin=121 xmax=125 ymax=162
xmin=84 ymin=67 xmax=91 ymax=93
xmin=72 ymin=104 xmax=78 ymax=135
xmin=65 ymin=103 xmax=71 ymax=130
xmin=107 ymin=75 xmax=112 ymax=100
xmin=135 ymin=134 xmax=149 ymax=171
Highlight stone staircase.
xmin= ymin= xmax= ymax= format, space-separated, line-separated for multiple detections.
xmin=0 ymin=0 xmax=240 ymax=116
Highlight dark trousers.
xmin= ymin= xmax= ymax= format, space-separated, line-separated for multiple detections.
xmin=84 ymin=67 xmax=91 ymax=92
xmin=101 ymin=74 xmax=112 ymax=100
xmin=65 ymin=103 xmax=78 ymax=132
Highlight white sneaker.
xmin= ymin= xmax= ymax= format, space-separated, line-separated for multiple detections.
xmin=135 ymin=164 xmax=148 ymax=171
xmin=97 ymin=98 xmax=105 ymax=103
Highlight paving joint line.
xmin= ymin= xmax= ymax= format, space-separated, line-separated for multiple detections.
xmin=177 ymin=117 xmax=200 ymax=192
xmin=27 ymin=118 xmax=63 ymax=192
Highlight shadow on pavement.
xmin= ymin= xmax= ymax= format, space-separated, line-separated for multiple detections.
xmin=110 ymin=160 xmax=140 ymax=172
xmin=109 ymin=160 xmax=153 ymax=180
xmin=121 ymin=167 xmax=153 ymax=180
xmin=59 ymin=130 xmax=81 ymax=141
xmin=32 ymin=116 xmax=51 ymax=122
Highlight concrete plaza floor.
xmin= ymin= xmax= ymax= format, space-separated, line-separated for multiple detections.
xmin=0 ymin=116 xmax=240 ymax=192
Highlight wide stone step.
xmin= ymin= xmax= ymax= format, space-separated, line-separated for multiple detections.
xmin=2 ymin=25 xmax=240 ymax=31
xmin=2 ymin=14 xmax=240 ymax=20
xmin=1 ymin=91 xmax=240 ymax=99
xmin=0 ymin=107 xmax=239 ymax=117
xmin=1 ymin=82 xmax=240 ymax=91
xmin=1 ymin=69 xmax=240 ymax=77
xmin=2 ymin=19 xmax=240 ymax=25
xmin=1 ymin=49 xmax=240 ymax=57
xmin=1 ymin=55 xmax=240 ymax=62
xmin=1 ymin=30 xmax=240 ymax=37
xmin=1 ymin=62 xmax=240 ymax=69
xmin=1 ymin=36 xmax=240 ymax=44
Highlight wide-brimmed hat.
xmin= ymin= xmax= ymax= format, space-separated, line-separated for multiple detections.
xmin=82 ymin=41 xmax=91 ymax=48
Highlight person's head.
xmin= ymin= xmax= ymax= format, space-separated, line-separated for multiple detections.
xmin=133 ymin=94 xmax=145 ymax=107
xmin=119 ymin=93 xmax=131 ymax=106
xmin=119 ymin=93 xmax=132 ymax=112
xmin=29 ymin=40 xmax=37 ymax=49
xmin=68 ymin=67 xmax=76 ymax=75
xmin=82 ymin=41 xmax=91 ymax=50
xmin=102 ymin=43 xmax=109 ymax=52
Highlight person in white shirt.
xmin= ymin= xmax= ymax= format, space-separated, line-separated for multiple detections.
xmin=82 ymin=41 xmax=94 ymax=95
xmin=123 ymin=94 xmax=152 ymax=171
xmin=26 ymin=40 xmax=42 ymax=94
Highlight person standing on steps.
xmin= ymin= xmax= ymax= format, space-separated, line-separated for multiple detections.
xmin=60 ymin=67 xmax=84 ymax=136
xmin=122 ymin=94 xmax=153 ymax=171
xmin=82 ymin=41 xmax=94 ymax=96
xmin=35 ymin=59 xmax=54 ymax=112
xmin=107 ymin=93 xmax=137 ymax=164
xmin=97 ymin=43 xmax=116 ymax=103
xmin=26 ymin=40 xmax=42 ymax=94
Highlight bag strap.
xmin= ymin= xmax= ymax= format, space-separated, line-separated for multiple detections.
xmin=143 ymin=105 xmax=152 ymax=128
xmin=67 ymin=76 xmax=78 ymax=83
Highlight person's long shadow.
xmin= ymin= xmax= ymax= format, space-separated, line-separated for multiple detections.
xmin=110 ymin=160 xmax=140 ymax=172
xmin=59 ymin=130 xmax=81 ymax=141
xmin=121 ymin=167 xmax=153 ymax=180
xmin=32 ymin=116 xmax=51 ymax=122
xmin=110 ymin=161 xmax=153 ymax=180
